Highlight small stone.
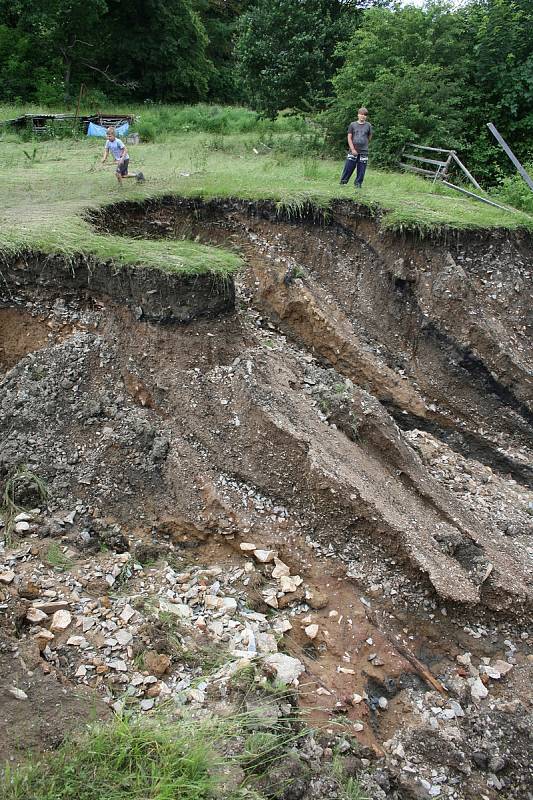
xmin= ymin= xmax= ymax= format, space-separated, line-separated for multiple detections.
xmin=456 ymin=652 xmax=471 ymax=666
xmin=491 ymin=659 xmax=513 ymax=677
xmin=18 ymin=581 xmax=40 ymax=600
xmin=448 ymin=700 xmax=464 ymax=717
xmin=66 ymin=635 xmax=88 ymax=647
xmin=273 ymin=618 xmax=292 ymax=634
xmin=9 ymin=687 xmax=28 ymax=700
xmin=470 ymin=676 xmax=488 ymax=700
xmin=114 ymin=629 xmax=133 ymax=646
xmin=145 ymin=682 xmax=161 ymax=698
xmin=279 ymin=575 xmax=302 ymax=593
xmin=253 ymin=549 xmax=277 ymax=564
xmin=159 ymin=599 xmax=193 ymax=618
xmin=15 ymin=520 xmax=31 ymax=534
xmin=144 ymin=652 xmax=171 ymax=677
xmin=26 ymin=607 xmax=48 ymax=623
xmin=50 ymin=609 xmax=72 ymax=632
xmin=108 ymin=659 xmax=128 ymax=672
xmin=120 ymin=604 xmax=136 ymax=623
xmin=32 ymin=600 xmax=69 ymax=614
xmin=353 ymin=722 xmax=364 ymax=732
xmin=255 ymin=632 xmax=278 ymax=654
xmin=272 ymin=558 xmax=291 ymax=579
xmin=0 ymin=570 xmax=15 ymax=584
xmin=304 ymin=624 xmax=319 ymax=639
xmin=306 ymin=589 xmax=328 ymax=610
xmin=378 ymin=697 xmax=388 ymax=709
xmin=220 ymin=597 xmax=237 ymax=613
xmin=263 ymin=591 xmax=278 ymax=609
xmin=140 ymin=699 xmax=155 ymax=711
xmin=14 ymin=512 xmax=34 ymax=523
xmin=239 ymin=542 xmax=257 ymax=552
xmin=352 ymin=693 xmax=363 ymax=704
xmin=188 ymin=688 xmax=206 ymax=704
xmin=263 ymin=653 xmax=304 ymax=685
xmin=393 ymin=743 xmax=405 ymax=759
xmin=316 ymin=687 xmax=331 ymax=696
xmin=34 ymin=630 xmax=55 ymax=650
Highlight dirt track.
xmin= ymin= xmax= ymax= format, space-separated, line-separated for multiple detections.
xmin=1 ymin=199 xmax=532 ymax=799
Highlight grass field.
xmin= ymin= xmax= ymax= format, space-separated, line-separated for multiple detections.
xmin=1 ymin=104 xmax=531 ymax=275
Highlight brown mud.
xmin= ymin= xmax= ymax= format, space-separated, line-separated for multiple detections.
xmin=0 ymin=197 xmax=531 ymax=799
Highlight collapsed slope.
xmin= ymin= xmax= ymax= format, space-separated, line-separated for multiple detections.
xmin=1 ymin=198 xmax=532 ymax=799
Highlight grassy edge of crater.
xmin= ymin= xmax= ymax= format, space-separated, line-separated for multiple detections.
xmin=1 ymin=178 xmax=532 ymax=280
xmin=1 ymin=186 xmax=530 ymax=283
xmin=0 ymin=214 xmax=242 ymax=279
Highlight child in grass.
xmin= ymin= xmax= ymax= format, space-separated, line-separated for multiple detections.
xmin=101 ymin=126 xmax=144 ymax=184
xmin=339 ymin=107 xmax=373 ymax=189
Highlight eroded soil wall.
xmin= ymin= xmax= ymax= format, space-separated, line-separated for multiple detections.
xmin=1 ymin=249 xmax=235 ymax=323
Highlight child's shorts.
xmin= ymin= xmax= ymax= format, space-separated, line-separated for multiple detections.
xmin=116 ymin=158 xmax=129 ymax=177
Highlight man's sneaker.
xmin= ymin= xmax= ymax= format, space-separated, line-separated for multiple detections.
xmin=354 ymin=183 xmax=362 ymax=189
xmin=136 ymin=172 xmax=145 ymax=184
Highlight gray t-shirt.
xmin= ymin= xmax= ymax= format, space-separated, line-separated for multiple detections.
xmin=348 ymin=121 xmax=373 ymax=153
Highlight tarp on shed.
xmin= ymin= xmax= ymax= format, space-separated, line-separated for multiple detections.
xmin=87 ymin=121 xmax=129 ymax=137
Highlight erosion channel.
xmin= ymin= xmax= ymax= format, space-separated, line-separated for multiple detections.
xmin=1 ymin=197 xmax=532 ymax=800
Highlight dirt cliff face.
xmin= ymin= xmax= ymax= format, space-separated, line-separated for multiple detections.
xmin=1 ymin=199 xmax=531 ymax=799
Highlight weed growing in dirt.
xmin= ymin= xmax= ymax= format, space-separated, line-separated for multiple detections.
xmin=332 ymin=755 xmax=369 ymax=800
xmin=0 ymin=464 xmax=48 ymax=545
xmin=45 ymin=543 xmax=73 ymax=573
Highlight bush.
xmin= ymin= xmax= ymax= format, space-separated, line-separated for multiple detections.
xmin=136 ymin=119 xmax=157 ymax=143
xmin=496 ymin=165 xmax=533 ymax=214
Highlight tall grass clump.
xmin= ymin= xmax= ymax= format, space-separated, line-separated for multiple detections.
xmin=1 ymin=704 xmax=318 ymax=800
xmin=122 ymin=105 xmax=310 ymax=142
xmin=2 ymin=715 xmax=219 ymax=800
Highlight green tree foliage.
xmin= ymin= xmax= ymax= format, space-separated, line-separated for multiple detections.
xmin=324 ymin=3 xmax=469 ymax=165
xmin=459 ymin=0 xmax=533 ymax=182
xmin=324 ymin=0 xmax=532 ymax=183
xmin=196 ymin=0 xmax=251 ymax=102
xmin=0 ymin=0 xmax=212 ymax=103
xmin=235 ymin=0 xmax=346 ymax=118
xmin=0 ymin=0 xmax=108 ymax=101
xmin=104 ymin=0 xmax=211 ymax=101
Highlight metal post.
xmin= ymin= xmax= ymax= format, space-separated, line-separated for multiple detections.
xmin=74 ymin=83 xmax=85 ymax=126
xmin=441 ymin=180 xmax=518 ymax=213
xmin=487 ymin=122 xmax=533 ymax=191
xmin=451 ymin=152 xmax=482 ymax=191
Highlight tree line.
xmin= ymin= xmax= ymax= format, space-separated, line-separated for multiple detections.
xmin=0 ymin=0 xmax=531 ymax=183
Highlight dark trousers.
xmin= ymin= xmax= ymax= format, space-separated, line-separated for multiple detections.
xmin=340 ymin=152 xmax=368 ymax=186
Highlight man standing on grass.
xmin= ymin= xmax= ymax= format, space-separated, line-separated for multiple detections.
xmin=101 ymin=126 xmax=145 ymax=185
xmin=339 ymin=107 xmax=373 ymax=189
